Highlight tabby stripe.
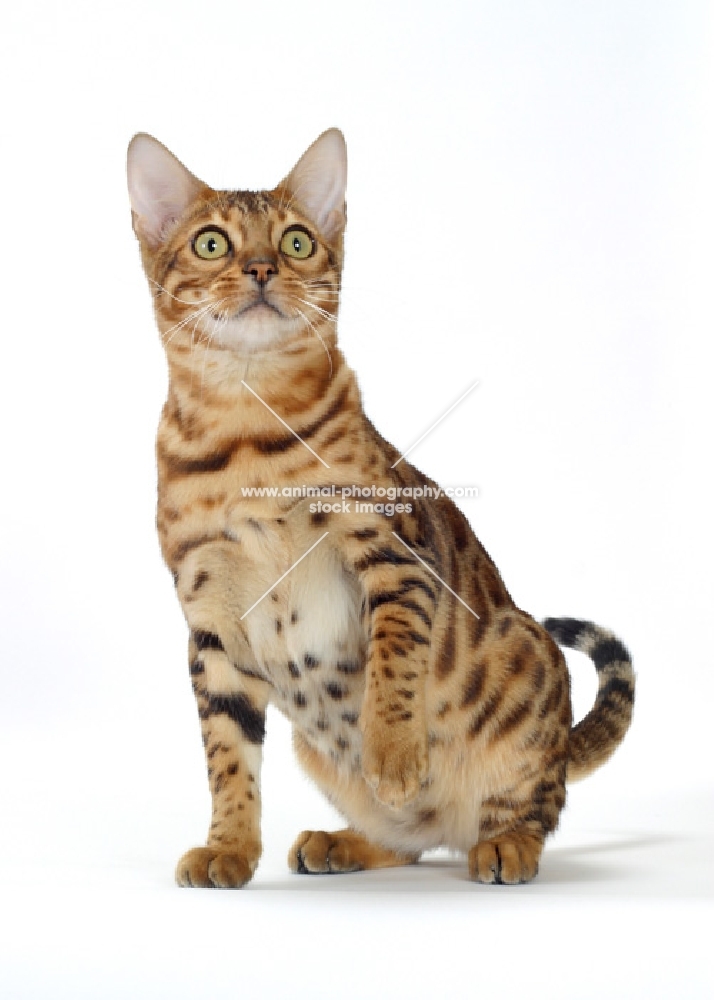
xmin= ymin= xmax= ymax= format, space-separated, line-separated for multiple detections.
xmin=491 ymin=699 xmax=532 ymax=739
xmin=468 ymin=690 xmax=505 ymax=738
xmin=395 ymin=599 xmax=432 ymax=629
xmin=233 ymin=664 xmax=265 ymax=680
xmin=399 ymin=577 xmax=437 ymax=602
xmin=460 ymin=662 xmax=487 ymax=708
xmin=598 ymin=676 xmax=635 ymax=704
xmin=253 ymin=385 xmax=349 ymax=455
xmin=538 ymin=679 xmax=564 ymax=720
xmin=436 ymin=599 xmax=456 ymax=680
xmin=591 ymin=638 xmax=632 ymax=672
xmin=541 ymin=616 xmax=589 ymax=649
xmin=369 ymin=589 xmax=404 ymax=613
xmin=193 ymin=630 xmax=224 ymax=652
xmin=354 ymin=547 xmax=418 ymax=571
xmin=159 ymin=442 xmax=238 ymax=478
xmin=201 ymin=694 xmax=266 ymax=744
xmin=172 ymin=533 xmax=223 ymax=564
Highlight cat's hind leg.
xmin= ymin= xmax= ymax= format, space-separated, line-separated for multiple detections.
xmin=467 ymin=766 xmax=566 ymax=884
xmin=289 ymin=828 xmax=420 ymax=874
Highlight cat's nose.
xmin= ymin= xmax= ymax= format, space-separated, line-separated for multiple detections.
xmin=243 ymin=259 xmax=278 ymax=286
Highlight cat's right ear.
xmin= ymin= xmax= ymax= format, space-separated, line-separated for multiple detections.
xmin=127 ymin=134 xmax=205 ymax=248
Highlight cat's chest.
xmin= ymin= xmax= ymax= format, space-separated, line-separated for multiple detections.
xmin=235 ymin=513 xmax=367 ymax=765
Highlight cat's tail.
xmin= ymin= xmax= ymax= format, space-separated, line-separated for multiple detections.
xmin=543 ymin=617 xmax=635 ymax=782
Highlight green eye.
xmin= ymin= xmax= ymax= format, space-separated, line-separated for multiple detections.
xmin=280 ymin=227 xmax=315 ymax=259
xmin=193 ymin=228 xmax=230 ymax=260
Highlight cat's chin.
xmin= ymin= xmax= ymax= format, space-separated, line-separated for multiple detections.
xmin=204 ymin=310 xmax=305 ymax=355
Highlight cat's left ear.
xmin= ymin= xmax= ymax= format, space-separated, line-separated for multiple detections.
xmin=280 ymin=128 xmax=347 ymax=240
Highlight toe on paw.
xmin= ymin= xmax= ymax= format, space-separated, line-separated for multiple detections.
xmin=468 ymin=835 xmax=540 ymax=885
xmin=176 ymin=846 xmax=253 ymax=889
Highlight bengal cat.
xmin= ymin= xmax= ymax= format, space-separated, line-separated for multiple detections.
xmin=126 ymin=129 xmax=635 ymax=887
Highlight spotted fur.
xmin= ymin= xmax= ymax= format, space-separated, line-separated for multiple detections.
xmin=127 ymin=129 xmax=635 ymax=887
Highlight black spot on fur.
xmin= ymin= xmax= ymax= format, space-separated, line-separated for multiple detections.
xmin=498 ymin=616 xmax=513 ymax=638
xmin=324 ymin=682 xmax=347 ymax=701
xmin=336 ymin=659 xmax=362 ymax=675
xmin=193 ymin=630 xmax=223 ymax=652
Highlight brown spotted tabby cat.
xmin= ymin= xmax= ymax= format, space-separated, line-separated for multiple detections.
xmin=126 ymin=129 xmax=634 ymax=887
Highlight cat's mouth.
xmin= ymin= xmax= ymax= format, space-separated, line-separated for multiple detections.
xmin=230 ymin=294 xmax=285 ymax=320
xmin=202 ymin=292 xmax=303 ymax=354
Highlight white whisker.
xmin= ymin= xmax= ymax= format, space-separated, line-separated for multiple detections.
xmin=294 ymin=297 xmax=337 ymax=323
xmin=150 ymin=278 xmax=207 ymax=305
xmin=294 ymin=306 xmax=333 ymax=380
xmin=161 ymin=300 xmax=219 ymax=345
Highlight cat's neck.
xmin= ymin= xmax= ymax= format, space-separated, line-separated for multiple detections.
xmin=163 ymin=336 xmax=357 ymax=436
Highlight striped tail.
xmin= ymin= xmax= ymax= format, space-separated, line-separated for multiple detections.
xmin=543 ymin=617 xmax=635 ymax=782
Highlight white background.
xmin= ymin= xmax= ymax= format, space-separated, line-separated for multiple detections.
xmin=1 ymin=1 xmax=712 ymax=997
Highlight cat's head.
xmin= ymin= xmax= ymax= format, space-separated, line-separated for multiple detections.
xmin=127 ymin=129 xmax=346 ymax=357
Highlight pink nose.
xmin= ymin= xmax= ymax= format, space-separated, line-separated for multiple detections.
xmin=243 ymin=259 xmax=278 ymax=285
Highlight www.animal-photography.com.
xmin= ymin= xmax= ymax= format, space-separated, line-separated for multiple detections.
xmin=1 ymin=3 xmax=712 ymax=999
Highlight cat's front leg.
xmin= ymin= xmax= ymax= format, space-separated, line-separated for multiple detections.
xmin=176 ymin=631 xmax=270 ymax=888
xmin=354 ymin=550 xmax=438 ymax=809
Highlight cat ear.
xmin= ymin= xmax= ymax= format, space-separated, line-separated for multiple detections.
xmin=281 ymin=128 xmax=347 ymax=240
xmin=127 ymin=133 xmax=205 ymax=247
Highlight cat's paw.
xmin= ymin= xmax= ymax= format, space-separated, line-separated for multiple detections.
xmin=360 ymin=729 xmax=428 ymax=809
xmin=289 ymin=830 xmax=364 ymax=874
xmin=175 ymin=846 xmax=257 ymax=888
xmin=289 ymin=828 xmax=420 ymax=874
xmin=467 ymin=832 xmax=543 ymax=885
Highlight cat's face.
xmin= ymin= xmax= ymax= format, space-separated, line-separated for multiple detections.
xmin=127 ymin=130 xmax=347 ymax=356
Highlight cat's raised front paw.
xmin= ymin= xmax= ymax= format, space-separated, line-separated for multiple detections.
xmin=360 ymin=729 xmax=428 ymax=809
xmin=176 ymin=845 xmax=257 ymax=888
